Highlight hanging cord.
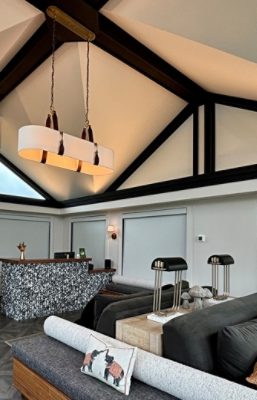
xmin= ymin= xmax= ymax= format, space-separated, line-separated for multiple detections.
xmin=78 ymin=40 xmax=99 ymax=172
xmin=85 ymin=39 xmax=90 ymax=129
xmin=50 ymin=15 xmax=56 ymax=116
xmin=45 ymin=15 xmax=59 ymax=131
xmin=42 ymin=16 xmax=63 ymax=164
xmin=81 ymin=40 xmax=94 ymax=142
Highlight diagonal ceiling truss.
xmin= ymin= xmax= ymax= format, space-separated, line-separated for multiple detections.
xmin=0 ymin=0 xmax=207 ymax=103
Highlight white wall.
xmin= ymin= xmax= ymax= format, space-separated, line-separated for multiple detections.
xmin=189 ymin=195 xmax=257 ymax=297
xmin=216 ymin=105 xmax=257 ymax=170
xmin=120 ymin=116 xmax=193 ymax=189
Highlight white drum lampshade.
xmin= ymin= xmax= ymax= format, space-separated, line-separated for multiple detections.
xmin=18 ymin=125 xmax=114 ymax=175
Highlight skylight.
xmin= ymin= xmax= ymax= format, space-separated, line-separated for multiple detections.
xmin=0 ymin=162 xmax=45 ymax=200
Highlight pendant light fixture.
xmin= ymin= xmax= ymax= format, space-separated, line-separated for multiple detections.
xmin=18 ymin=6 xmax=114 ymax=175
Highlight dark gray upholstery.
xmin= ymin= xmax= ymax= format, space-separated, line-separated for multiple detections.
xmin=96 ymin=281 xmax=189 ymax=337
xmin=104 ymin=283 xmax=153 ymax=295
xmin=163 ymin=293 xmax=257 ymax=374
xmin=12 ymin=334 xmax=179 ymax=400
xmin=76 ymin=288 xmax=152 ymax=330
xmin=217 ymin=318 xmax=257 ymax=382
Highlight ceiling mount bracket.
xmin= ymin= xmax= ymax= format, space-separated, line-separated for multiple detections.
xmin=46 ymin=6 xmax=96 ymax=42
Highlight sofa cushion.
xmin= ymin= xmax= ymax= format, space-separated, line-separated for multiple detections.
xmin=217 ymin=318 xmax=257 ymax=381
xmin=81 ymin=334 xmax=137 ymax=395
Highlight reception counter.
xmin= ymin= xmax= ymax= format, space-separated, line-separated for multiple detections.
xmin=0 ymin=258 xmax=115 ymax=321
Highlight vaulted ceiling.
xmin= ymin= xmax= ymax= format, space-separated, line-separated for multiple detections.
xmin=0 ymin=0 xmax=257 ymax=205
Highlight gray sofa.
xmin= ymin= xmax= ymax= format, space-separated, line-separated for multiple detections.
xmin=163 ymin=293 xmax=257 ymax=384
xmin=11 ymin=316 xmax=257 ymax=400
xmin=77 ymin=281 xmax=189 ymax=337
xmin=12 ymin=334 xmax=177 ymax=400
xmin=76 ymin=282 xmax=153 ymax=330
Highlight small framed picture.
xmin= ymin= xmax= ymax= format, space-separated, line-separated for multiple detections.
xmin=79 ymin=248 xmax=86 ymax=258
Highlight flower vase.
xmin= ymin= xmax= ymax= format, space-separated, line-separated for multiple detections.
xmin=20 ymin=250 xmax=25 ymax=260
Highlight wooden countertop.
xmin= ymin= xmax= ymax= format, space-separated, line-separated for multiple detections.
xmin=0 ymin=258 xmax=115 ymax=274
xmin=0 ymin=258 xmax=92 ymax=264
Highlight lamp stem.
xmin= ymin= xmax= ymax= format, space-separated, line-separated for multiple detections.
xmin=85 ymin=40 xmax=90 ymax=128
xmin=50 ymin=16 xmax=56 ymax=115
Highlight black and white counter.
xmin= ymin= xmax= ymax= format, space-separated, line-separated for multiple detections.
xmin=0 ymin=258 xmax=114 ymax=321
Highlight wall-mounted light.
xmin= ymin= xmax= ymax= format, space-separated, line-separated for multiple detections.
xmin=107 ymin=225 xmax=117 ymax=240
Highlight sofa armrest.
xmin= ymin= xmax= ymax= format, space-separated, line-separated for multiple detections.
xmin=163 ymin=292 xmax=257 ymax=373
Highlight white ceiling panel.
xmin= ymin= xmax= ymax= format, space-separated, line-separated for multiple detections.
xmin=101 ymin=8 xmax=257 ymax=100
xmin=102 ymin=0 xmax=257 ymax=64
xmin=0 ymin=0 xmax=44 ymax=71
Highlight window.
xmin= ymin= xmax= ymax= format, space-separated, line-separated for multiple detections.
xmin=71 ymin=217 xmax=106 ymax=268
xmin=122 ymin=209 xmax=187 ymax=284
xmin=0 ymin=161 xmax=44 ymax=199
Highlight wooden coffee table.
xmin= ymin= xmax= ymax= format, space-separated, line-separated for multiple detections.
xmin=116 ymin=308 xmax=189 ymax=356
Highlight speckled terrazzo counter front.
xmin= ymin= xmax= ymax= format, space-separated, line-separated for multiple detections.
xmin=0 ymin=259 xmax=114 ymax=321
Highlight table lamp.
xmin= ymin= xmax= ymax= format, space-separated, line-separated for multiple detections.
xmin=207 ymin=254 xmax=234 ymax=300
xmin=151 ymin=257 xmax=188 ymax=316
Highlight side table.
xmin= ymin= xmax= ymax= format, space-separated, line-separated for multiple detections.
xmin=116 ymin=313 xmax=163 ymax=355
xmin=116 ymin=308 xmax=190 ymax=356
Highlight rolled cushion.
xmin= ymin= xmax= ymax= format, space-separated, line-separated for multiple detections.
xmin=217 ymin=318 xmax=257 ymax=381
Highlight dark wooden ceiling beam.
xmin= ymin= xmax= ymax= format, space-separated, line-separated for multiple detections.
xmin=62 ymin=163 xmax=257 ymax=208
xmin=0 ymin=0 xmax=207 ymax=103
xmin=0 ymin=23 xmax=58 ymax=101
xmin=211 ymin=93 xmax=257 ymax=111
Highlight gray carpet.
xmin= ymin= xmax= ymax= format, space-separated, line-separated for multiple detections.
xmin=0 ymin=310 xmax=82 ymax=400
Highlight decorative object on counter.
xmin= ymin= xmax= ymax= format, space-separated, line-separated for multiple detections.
xmin=203 ymin=288 xmax=213 ymax=308
xmin=148 ymin=257 xmax=188 ymax=322
xmin=17 ymin=242 xmax=26 ymax=260
xmin=181 ymin=292 xmax=191 ymax=309
xmin=79 ymin=248 xmax=86 ymax=258
xmin=207 ymin=254 xmax=234 ymax=300
xmin=54 ymin=251 xmax=75 ymax=259
xmin=105 ymin=259 xmax=112 ymax=269
xmin=189 ymin=285 xmax=206 ymax=310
